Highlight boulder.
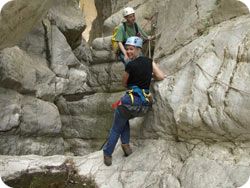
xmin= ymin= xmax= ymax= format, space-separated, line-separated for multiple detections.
xmin=20 ymin=96 xmax=61 ymax=136
xmin=148 ymin=15 xmax=250 ymax=142
xmin=0 ymin=47 xmax=56 ymax=102
xmin=0 ymin=88 xmax=63 ymax=155
xmin=50 ymin=25 xmax=81 ymax=78
xmin=73 ymin=39 xmax=93 ymax=65
xmin=0 ymin=88 xmax=21 ymax=132
xmin=58 ymin=92 xmax=122 ymax=139
xmin=48 ymin=0 xmax=86 ymax=49
xmin=0 ymin=0 xmax=54 ymax=50
xmin=154 ymin=0 xmax=249 ymax=59
xmin=18 ymin=23 xmax=47 ymax=58
xmin=1 ymin=140 xmax=250 ymax=188
xmin=0 ymin=136 xmax=64 ymax=155
xmin=88 ymin=62 xmax=124 ymax=92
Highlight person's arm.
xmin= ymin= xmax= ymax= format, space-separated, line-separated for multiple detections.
xmin=115 ymin=24 xmax=129 ymax=60
xmin=122 ymin=71 xmax=129 ymax=87
xmin=137 ymin=24 xmax=159 ymax=41
xmin=152 ymin=61 xmax=165 ymax=81
xmin=118 ymin=42 xmax=128 ymax=60
xmin=137 ymin=24 xmax=148 ymax=40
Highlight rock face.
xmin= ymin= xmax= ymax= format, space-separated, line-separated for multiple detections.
xmin=142 ymin=0 xmax=250 ymax=143
xmin=149 ymin=15 xmax=250 ymax=142
xmin=0 ymin=0 xmax=121 ymax=155
xmin=0 ymin=47 xmax=56 ymax=100
xmin=48 ymin=0 xmax=86 ymax=49
xmin=1 ymin=0 xmax=250 ymax=187
xmin=0 ymin=0 xmax=55 ymax=50
xmin=154 ymin=0 xmax=249 ymax=58
xmin=0 ymin=88 xmax=64 ymax=155
xmin=1 ymin=140 xmax=250 ymax=188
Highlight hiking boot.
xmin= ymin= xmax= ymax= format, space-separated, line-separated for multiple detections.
xmin=121 ymin=144 xmax=132 ymax=156
xmin=104 ymin=155 xmax=112 ymax=166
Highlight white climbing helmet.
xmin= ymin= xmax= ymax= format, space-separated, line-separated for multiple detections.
xmin=123 ymin=7 xmax=135 ymax=17
xmin=125 ymin=36 xmax=143 ymax=48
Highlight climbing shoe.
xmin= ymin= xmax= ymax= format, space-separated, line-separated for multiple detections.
xmin=121 ymin=144 xmax=132 ymax=157
xmin=104 ymin=155 xmax=112 ymax=166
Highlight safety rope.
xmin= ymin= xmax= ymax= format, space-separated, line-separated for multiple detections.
xmin=148 ymin=39 xmax=151 ymax=58
xmin=165 ymin=57 xmax=195 ymax=76
xmin=140 ymin=14 xmax=158 ymax=59
xmin=141 ymin=15 xmax=156 ymax=31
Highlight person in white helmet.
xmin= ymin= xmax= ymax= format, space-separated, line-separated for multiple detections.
xmin=103 ymin=36 xmax=165 ymax=166
xmin=115 ymin=7 xmax=151 ymax=65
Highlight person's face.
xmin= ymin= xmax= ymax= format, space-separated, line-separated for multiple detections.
xmin=125 ymin=13 xmax=135 ymax=24
xmin=126 ymin=45 xmax=140 ymax=60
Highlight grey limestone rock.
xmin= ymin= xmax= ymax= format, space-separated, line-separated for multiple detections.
xmin=48 ymin=0 xmax=86 ymax=49
xmin=0 ymin=0 xmax=55 ymax=50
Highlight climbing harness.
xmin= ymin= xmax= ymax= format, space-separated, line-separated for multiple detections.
xmin=126 ymin=85 xmax=151 ymax=105
xmin=111 ymin=86 xmax=152 ymax=110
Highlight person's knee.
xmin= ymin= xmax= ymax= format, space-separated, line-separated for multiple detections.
xmin=117 ymin=106 xmax=132 ymax=119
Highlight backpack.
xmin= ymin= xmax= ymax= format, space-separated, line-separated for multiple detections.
xmin=111 ymin=22 xmax=140 ymax=54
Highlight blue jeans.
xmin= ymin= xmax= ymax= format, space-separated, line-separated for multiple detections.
xmin=103 ymin=94 xmax=147 ymax=156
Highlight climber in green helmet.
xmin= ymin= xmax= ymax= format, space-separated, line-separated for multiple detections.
xmin=103 ymin=36 xmax=165 ymax=166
